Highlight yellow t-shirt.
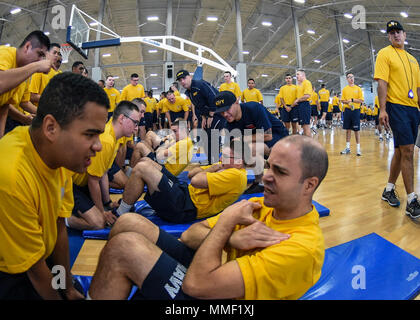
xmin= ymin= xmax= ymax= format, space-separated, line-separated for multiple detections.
xmin=207 ymin=197 xmax=325 ymax=300
xmin=328 ymin=103 xmax=333 ymax=113
xmin=374 ymin=45 xmax=420 ymax=108
xmin=144 ymin=97 xmax=157 ymax=113
xmin=274 ymin=94 xmax=282 ymax=108
xmin=374 ymin=96 xmax=379 ymax=108
xmin=164 ymin=137 xmax=193 ymax=177
xmin=310 ymin=91 xmax=319 ymax=106
xmin=332 ymin=96 xmax=340 ymax=106
xmin=103 ymin=87 xmax=121 ymax=112
xmin=120 ymin=84 xmax=145 ymax=101
xmin=241 ymin=88 xmax=263 ymax=103
xmin=366 ymin=108 xmax=372 ymax=116
xmin=318 ymin=88 xmax=330 ymax=102
xmin=72 ymin=121 xmax=118 ymax=186
xmin=373 ymin=105 xmax=379 ymax=116
xmin=9 ymin=78 xmax=30 ymax=107
xmin=341 ymin=85 xmax=364 ymax=110
xmin=173 ymin=90 xmax=181 ymax=97
xmin=0 ymin=46 xmax=21 ymax=107
xmin=188 ymin=167 xmax=248 ymax=219
xmin=220 ymin=82 xmax=241 ymax=98
xmin=161 ymin=96 xmax=189 ymax=113
xmin=28 ymin=68 xmax=59 ymax=107
xmin=0 ymin=126 xmax=74 ymax=274
xmin=296 ymin=80 xmax=312 ymax=101
xmin=279 ymin=84 xmax=298 ymax=106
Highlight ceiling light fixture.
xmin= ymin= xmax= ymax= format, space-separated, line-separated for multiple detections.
xmin=344 ymin=13 xmax=353 ymax=19
xmin=313 ymin=59 xmax=321 ymax=63
xmin=206 ymin=16 xmax=218 ymax=22
xmin=147 ymin=16 xmax=159 ymax=21
xmin=400 ymin=12 xmax=408 ymax=18
xmin=343 ymin=38 xmax=350 ymax=44
xmin=10 ymin=8 xmax=21 ymax=15
xmin=281 ymin=54 xmax=288 ymax=58
xmin=262 ymin=21 xmax=272 ymax=27
xmin=307 ymin=29 xmax=315 ymax=35
xmin=102 ymin=53 xmax=111 ymax=57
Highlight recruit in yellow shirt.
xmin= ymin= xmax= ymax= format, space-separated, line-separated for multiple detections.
xmin=296 ymin=80 xmax=312 ymax=101
xmin=318 ymin=88 xmax=330 ymax=102
xmin=144 ymin=96 xmax=157 ymax=113
xmin=161 ymin=96 xmax=189 ymax=113
xmin=220 ymin=82 xmax=242 ymax=98
xmin=104 ymin=87 xmax=121 ymax=112
xmin=206 ymin=197 xmax=325 ymax=300
xmin=274 ymin=94 xmax=282 ymax=109
xmin=72 ymin=121 xmax=118 ymax=186
xmin=310 ymin=91 xmax=319 ymax=106
xmin=332 ymin=96 xmax=340 ymax=106
xmin=341 ymin=85 xmax=364 ymax=110
xmin=241 ymin=88 xmax=263 ymax=103
xmin=279 ymin=84 xmax=298 ymax=106
xmin=28 ymin=68 xmax=61 ymax=107
xmin=188 ymin=166 xmax=248 ymax=219
xmin=0 ymin=126 xmax=74 ymax=274
xmin=374 ymin=45 xmax=420 ymax=108
xmin=164 ymin=137 xmax=193 ymax=177
xmin=0 ymin=46 xmax=22 ymax=108
xmin=120 ymin=84 xmax=145 ymax=101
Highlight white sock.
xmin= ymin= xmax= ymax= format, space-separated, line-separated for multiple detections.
xmin=116 ymin=200 xmax=132 ymax=216
xmin=64 ymin=218 xmax=70 ymax=228
xmin=407 ymin=192 xmax=417 ymax=204
xmin=346 ymin=142 xmax=350 ymax=149
xmin=356 ymin=144 xmax=360 ymax=152
xmin=386 ymin=183 xmax=395 ymax=192
xmin=125 ymin=166 xmax=133 ymax=177
xmin=86 ymin=292 xmax=92 ymax=300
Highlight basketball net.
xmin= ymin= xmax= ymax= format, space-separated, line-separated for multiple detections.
xmin=60 ymin=44 xmax=73 ymax=64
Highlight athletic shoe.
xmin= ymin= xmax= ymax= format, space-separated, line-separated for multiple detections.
xmin=379 ymin=136 xmax=384 ymax=141
xmin=406 ymin=196 xmax=420 ymax=220
xmin=356 ymin=150 xmax=362 ymax=156
xmin=381 ymin=188 xmax=400 ymax=207
xmin=340 ymin=148 xmax=350 ymax=155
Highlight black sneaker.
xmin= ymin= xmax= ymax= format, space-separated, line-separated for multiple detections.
xmin=381 ymin=188 xmax=400 ymax=207
xmin=243 ymin=183 xmax=265 ymax=194
xmin=406 ymin=197 xmax=420 ymax=220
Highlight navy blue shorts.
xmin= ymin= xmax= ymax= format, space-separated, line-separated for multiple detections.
xmin=321 ymin=102 xmax=329 ymax=113
xmin=375 ymin=115 xmax=380 ymax=126
xmin=333 ymin=106 xmax=341 ymax=113
xmin=298 ymin=101 xmax=311 ymax=125
xmin=266 ymin=130 xmax=288 ymax=148
xmin=5 ymin=118 xmax=23 ymax=135
xmin=144 ymin=168 xmax=197 ymax=223
xmin=360 ymin=113 xmax=365 ymax=120
xmin=281 ymin=107 xmax=291 ymax=122
xmin=72 ymin=184 xmax=95 ymax=215
xmin=107 ymin=161 xmax=121 ymax=182
xmin=289 ymin=106 xmax=299 ymax=123
xmin=343 ymin=108 xmax=360 ymax=131
xmin=131 ymin=229 xmax=196 ymax=300
xmin=0 ymin=271 xmax=42 ymax=300
xmin=144 ymin=112 xmax=153 ymax=130
xmin=387 ymin=102 xmax=420 ymax=147
xmin=326 ymin=112 xmax=333 ymax=121
xmin=152 ymin=111 xmax=157 ymax=124
xmin=170 ymin=111 xmax=185 ymax=123
xmin=311 ymin=105 xmax=318 ymax=117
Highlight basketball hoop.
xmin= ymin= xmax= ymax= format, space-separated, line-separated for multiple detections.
xmin=60 ymin=43 xmax=73 ymax=64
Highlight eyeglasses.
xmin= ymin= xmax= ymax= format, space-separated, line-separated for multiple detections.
xmin=124 ymin=114 xmax=140 ymax=127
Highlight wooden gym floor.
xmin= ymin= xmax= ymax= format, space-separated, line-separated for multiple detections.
xmin=71 ymin=125 xmax=420 ymax=298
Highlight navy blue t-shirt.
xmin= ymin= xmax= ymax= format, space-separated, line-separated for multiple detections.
xmin=185 ymin=79 xmax=219 ymax=117
xmin=226 ymin=102 xmax=288 ymax=137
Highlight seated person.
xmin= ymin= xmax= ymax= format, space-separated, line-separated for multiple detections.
xmin=214 ymin=90 xmax=289 ymax=194
xmin=68 ymin=100 xmax=142 ymax=230
xmin=115 ymin=138 xmax=250 ymax=223
xmin=88 ymin=134 xmax=328 ymax=300
xmin=130 ymin=118 xmax=193 ymax=177
xmin=0 ymin=72 xmax=107 ymax=300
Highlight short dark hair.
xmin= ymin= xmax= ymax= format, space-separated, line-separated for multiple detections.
xmin=131 ymin=73 xmax=139 ymax=79
xmin=321 ymin=84 xmax=325 ymax=88
xmin=112 ymin=100 xmax=140 ymax=123
xmin=131 ymin=98 xmax=146 ymax=108
xmin=72 ymin=61 xmax=84 ymax=69
xmin=32 ymin=72 xmax=110 ymax=129
xmin=19 ymin=30 xmax=50 ymax=50
xmin=346 ymin=72 xmax=354 ymax=77
xmin=283 ymin=135 xmax=328 ymax=190
xmin=285 ymin=73 xmax=292 ymax=77
xmin=224 ymin=71 xmax=232 ymax=76
xmin=98 ymin=80 xmax=105 ymax=85
xmin=228 ymin=137 xmax=252 ymax=167
xmin=248 ymin=78 xmax=255 ymax=82
xmin=50 ymin=43 xmax=61 ymax=50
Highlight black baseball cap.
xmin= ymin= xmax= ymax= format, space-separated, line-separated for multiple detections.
xmin=386 ymin=20 xmax=404 ymax=33
xmin=176 ymin=69 xmax=190 ymax=80
xmin=214 ymin=91 xmax=237 ymax=113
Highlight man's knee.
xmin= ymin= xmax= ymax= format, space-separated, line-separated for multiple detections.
xmin=399 ymin=145 xmax=414 ymax=159
xmin=110 ymin=213 xmax=154 ymax=239
xmin=74 ymin=207 xmax=106 ymax=230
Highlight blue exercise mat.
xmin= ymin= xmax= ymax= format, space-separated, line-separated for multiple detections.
xmin=67 ymin=227 xmax=85 ymax=268
xmin=300 ymin=233 xmax=420 ymax=300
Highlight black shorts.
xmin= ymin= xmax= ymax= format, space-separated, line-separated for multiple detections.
xmin=321 ymin=102 xmax=329 ymax=113
xmin=144 ymin=168 xmax=197 ymax=223
xmin=107 ymin=161 xmax=121 ymax=182
xmin=144 ymin=112 xmax=153 ymax=130
xmin=0 ymin=271 xmax=42 ymax=300
xmin=72 ymin=184 xmax=95 ymax=216
xmin=131 ymin=229 xmax=196 ymax=300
